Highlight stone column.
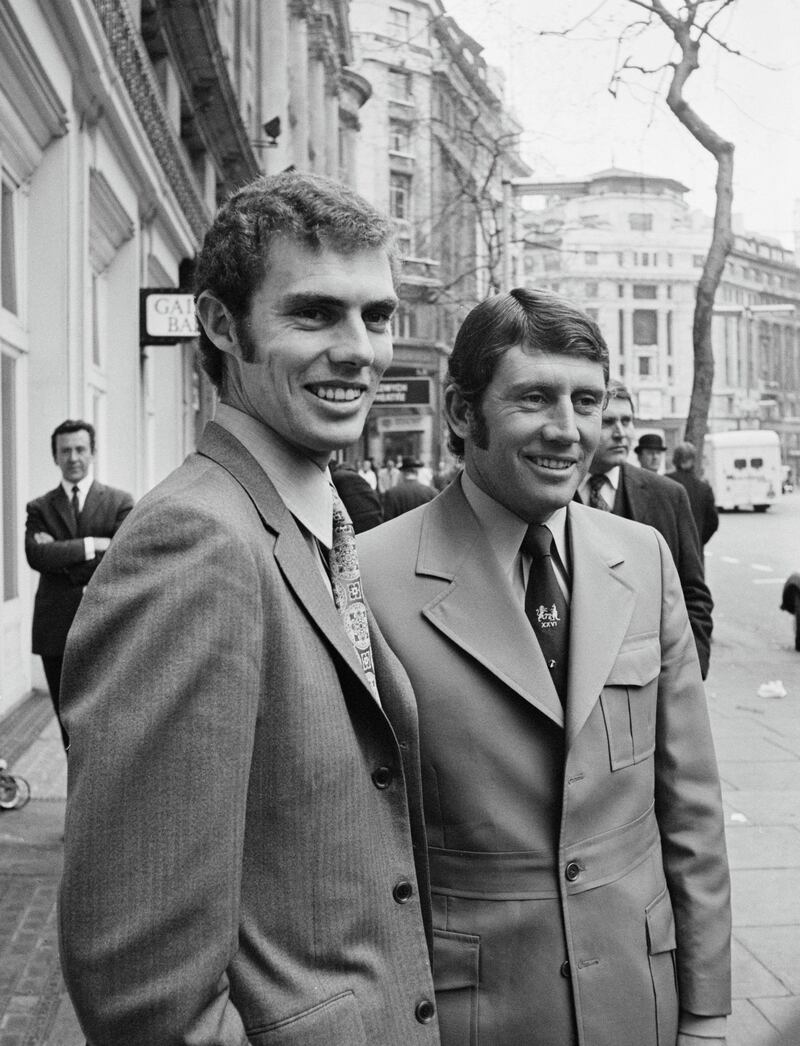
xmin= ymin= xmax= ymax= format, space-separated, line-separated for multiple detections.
xmin=288 ymin=1 xmax=310 ymax=170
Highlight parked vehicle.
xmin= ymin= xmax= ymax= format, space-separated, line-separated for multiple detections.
xmin=780 ymin=572 xmax=800 ymax=652
xmin=703 ymin=429 xmax=782 ymax=512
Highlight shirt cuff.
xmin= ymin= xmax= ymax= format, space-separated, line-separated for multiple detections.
xmin=679 ymin=1012 xmax=727 ymax=1038
xmin=83 ymin=537 xmax=96 ymax=560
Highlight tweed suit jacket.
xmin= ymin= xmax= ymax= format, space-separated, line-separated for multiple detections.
xmin=665 ymin=469 xmax=720 ymax=546
xmin=359 ymin=480 xmax=731 ymax=1046
xmin=614 ymin=462 xmax=713 ymax=677
xmin=25 ymin=480 xmax=134 ymax=655
xmin=59 ymin=423 xmax=439 ymax=1046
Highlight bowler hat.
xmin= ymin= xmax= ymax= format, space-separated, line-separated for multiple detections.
xmin=400 ymin=457 xmax=423 ymax=470
xmin=636 ymin=434 xmax=667 ymax=453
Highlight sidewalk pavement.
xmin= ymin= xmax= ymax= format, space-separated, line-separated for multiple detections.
xmin=2 ymin=658 xmax=800 ymax=1045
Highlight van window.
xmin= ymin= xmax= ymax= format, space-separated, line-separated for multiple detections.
xmin=734 ymin=458 xmax=746 ymax=469
xmin=751 ymin=458 xmax=763 ymax=468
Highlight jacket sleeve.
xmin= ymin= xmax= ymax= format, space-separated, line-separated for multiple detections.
xmin=64 ymin=489 xmax=135 ymax=586
xmin=59 ymin=496 xmax=261 ymax=1045
xmin=653 ymin=531 xmax=731 ymax=1017
xmin=671 ymin=485 xmax=713 ymax=678
xmin=25 ymin=499 xmax=86 ymax=574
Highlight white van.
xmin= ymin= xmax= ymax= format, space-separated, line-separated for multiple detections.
xmin=703 ymin=429 xmax=782 ymax=512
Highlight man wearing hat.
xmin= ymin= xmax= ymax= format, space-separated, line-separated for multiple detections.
xmin=635 ymin=432 xmax=667 ymax=473
xmin=383 ymin=457 xmax=436 ymax=520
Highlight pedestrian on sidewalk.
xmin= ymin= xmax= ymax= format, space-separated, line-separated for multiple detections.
xmin=58 ymin=172 xmax=439 ymax=1046
xmin=25 ymin=419 xmax=133 ymax=748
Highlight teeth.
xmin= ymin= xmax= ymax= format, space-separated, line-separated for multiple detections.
xmin=312 ymin=386 xmax=362 ymax=402
xmin=535 ymin=458 xmax=573 ymax=470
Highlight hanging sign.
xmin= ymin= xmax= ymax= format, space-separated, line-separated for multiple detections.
xmin=140 ymin=289 xmax=199 ymax=344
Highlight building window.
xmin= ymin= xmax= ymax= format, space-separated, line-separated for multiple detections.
xmin=667 ymin=253 xmax=673 ymax=267
xmin=585 ymin=281 xmax=599 ymax=298
xmin=389 ymin=123 xmax=410 ymax=153
xmin=633 ymin=309 xmax=657 ymax=345
xmin=388 ymin=69 xmax=411 ymax=100
xmin=618 ymin=284 xmax=625 ymax=298
xmin=633 ymin=284 xmax=657 ymax=299
xmin=584 ymin=251 xmax=598 ymax=266
xmin=388 ymin=7 xmax=410 ymax=39
xmin=390 ymin=173 xmax=412 ymax=220
xmin=392 ymin=302 xmax=417 ymax=339
xmin=692 ymin=254 xmax=705 ymax=267
xmin=618 ymin=252 xmax=625 ymax=266
xmin=638 ymin=355 xmax=652 ymax=377
xmin=1 ymin=181 xmax=18 ymax=315
xmin=629 ymin=213 xmax=653 ymax=231
xmin=586 ymin=307 xmax=599 ymax=321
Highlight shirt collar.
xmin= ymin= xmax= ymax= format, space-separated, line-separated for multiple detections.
xmin=60 ymin=475 xmax=93 ymax=498
xmin=460 ymin=469 xmax=569 ymax=580
xmin=213 ymin=403 xmax=334 ymax=548
xmin=580 ymin=464 xmax=620 ymax=502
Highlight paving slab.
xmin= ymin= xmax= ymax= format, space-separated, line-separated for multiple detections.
xmin=751 ymin=995 xmax=800 ymax=1045
xmin=731 ymin=868 xmax=800 ymax=926
xmin=724 ymin=790 xmax=800 ymax=827
xmin=724 ymin=825 xmax=800 ymax=869
xmin=736 ymin=926 xmax=800 ymax=996
xmin=728 ymin=998 xmax=782 ymax=1046
xmin=732 ymin=935 xmax=790 ymax=998
xmin=719 ymin=762 xmax=800 ymax=791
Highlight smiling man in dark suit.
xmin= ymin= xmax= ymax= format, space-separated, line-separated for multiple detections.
xmin=25 ymin=419 xmax=133 ymax=747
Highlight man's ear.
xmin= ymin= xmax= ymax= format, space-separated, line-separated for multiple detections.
xmin=195 ymin=291 xmax=241 ymax=359
xmin=444 ymin=384 xmax=472 ymax=441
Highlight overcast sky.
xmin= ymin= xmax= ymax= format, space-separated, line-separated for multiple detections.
xmin=444 ymin=0 xmax=800 ymax=250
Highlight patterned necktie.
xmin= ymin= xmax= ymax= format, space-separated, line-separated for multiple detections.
xmin=328 ymin=485 xmax=379 ymax=700
xmin=71 ymin=485 xmax=81 ymax=527
xmin=522 ymin=524 xmax=569 ymax=706
xmin=588 ymin=473 xmax=610 ymax=511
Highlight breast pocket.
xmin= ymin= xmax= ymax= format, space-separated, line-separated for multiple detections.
xmin=600 ymin=636 xmax=661 ymax=771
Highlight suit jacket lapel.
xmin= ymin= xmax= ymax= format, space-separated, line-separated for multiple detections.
xmin=565 ymin=503 xmax=636 ymax=746
xmin=417 ymin=482 xmax=564 ymax=728
xmin=197 ymin=423 xmax=380 ymax=706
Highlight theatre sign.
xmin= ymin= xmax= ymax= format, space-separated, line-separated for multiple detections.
xmin=140 ymin=289 xmax=199 ymax=345
xmin=373 ymin=377 xmax=431 ymax=406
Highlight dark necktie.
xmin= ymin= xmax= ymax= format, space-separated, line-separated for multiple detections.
xmin=523 ymin=525 xmax=569 ymax=706
xmin=328 ymin=485 xmax=379 ymax=701
xmin=71 ymin=485 xmax=81 ymax=527
xmin=588 ymin=473 xmax=610 ymax=511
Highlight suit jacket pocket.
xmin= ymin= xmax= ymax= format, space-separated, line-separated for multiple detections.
xmin=601 ymin=636 xmax=660 ymax=770
xmin=646 ymin=888 xmax=679 ymax=1045
xmin=433 ymin=929 xmax=480 ymax=1046
xmin=247 ymin=990 xmax=366 ymax=1045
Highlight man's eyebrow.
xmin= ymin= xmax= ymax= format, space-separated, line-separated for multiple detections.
xmin=279 ymin=292 xmax=399 ymax=311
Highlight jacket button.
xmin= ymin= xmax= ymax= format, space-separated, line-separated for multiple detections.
xmin=565 ymin=861 xmax=581 ymax=882
xmin=393 ymin=880 xmax=414 ymax=904
xmin=415 ymin=998 xmax=436 ymax=1024
xmin=560 ymin=960 xmax=571 ymax=978
xmin=371 ymin=766 xmax=393 ymax=789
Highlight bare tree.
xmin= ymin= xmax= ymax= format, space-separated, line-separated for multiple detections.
xmin=615 ymin=0 xmax=738 ymax=454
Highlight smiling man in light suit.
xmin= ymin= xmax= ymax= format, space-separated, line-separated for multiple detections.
xmin=59 ymin=173 xmax=439 ymax=1046
xmin=359 ymin=288 xmax=730 ymax=1046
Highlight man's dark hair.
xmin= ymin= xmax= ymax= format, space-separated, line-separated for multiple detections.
xmin=445 ymin=287 xmax=610 ymax=456
xmin=672 ymin=441 xmax=697 ymax=470
xmin=193 ymin=171 xmax=398 ymax=389
xmin=51 ymin=420 xmax=96 ymax=458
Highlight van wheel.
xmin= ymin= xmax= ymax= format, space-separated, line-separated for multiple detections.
xmin=753 ymin=504 xmax=769 ymax=513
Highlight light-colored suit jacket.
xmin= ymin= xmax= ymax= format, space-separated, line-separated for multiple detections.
xmin=59 ymin=423 xmax=440 ymax=1046
xmin=359 ymin=479 xmax=731 ymax=1046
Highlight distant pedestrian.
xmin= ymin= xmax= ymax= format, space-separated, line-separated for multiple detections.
xmin=634 ymin=432 xmax=667 ymax=473
xmin=25 ymin=419 xmax=132 ymax=748
xmin=383 ymin=458 xmax=436 ymax=520
xmin=378 ymin=456 xmax=400 ymax=494
xmin=667 ymin=441 xmax=719 ymax=548
xmin=358 ymin=457 xmax=379 ymax=490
